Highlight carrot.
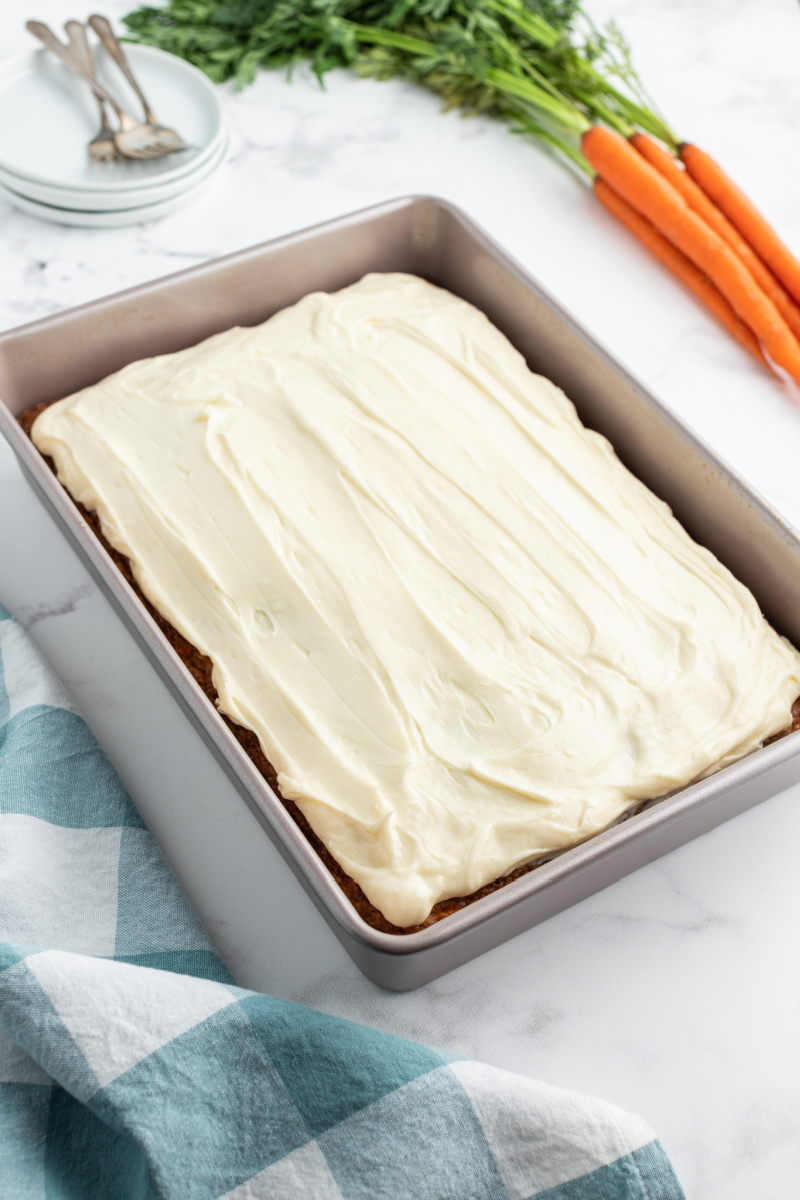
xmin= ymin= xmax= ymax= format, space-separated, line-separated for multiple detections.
xmin=594 ymin=177 xmax=767 ymax=368
xmin=582 ymin=125 xmax=800 ymax=385
xmin=680 ymin=143 xmax=800 ymax=309
xmin=631 ymin=133 xmax=800 ymax=342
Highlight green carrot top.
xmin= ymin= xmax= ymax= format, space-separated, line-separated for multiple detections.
xmin=123 ymin=0 xmax=677 ymax=172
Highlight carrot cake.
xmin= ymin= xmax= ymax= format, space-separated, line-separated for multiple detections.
xmin=30 ymin=273 xmax=800 ymax=927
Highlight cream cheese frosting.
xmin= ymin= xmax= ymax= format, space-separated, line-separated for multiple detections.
xmin=32 ymin=272 xmax=800 ymax=927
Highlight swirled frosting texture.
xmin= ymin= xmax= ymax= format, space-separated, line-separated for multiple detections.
xmin=33 ymin=273 xmax=800 ymax=926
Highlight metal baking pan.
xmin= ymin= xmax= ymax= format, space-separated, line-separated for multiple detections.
xmin=2 ymin=195 xmax=800 ymax=991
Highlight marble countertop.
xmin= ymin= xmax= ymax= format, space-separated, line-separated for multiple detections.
xmin=2 ymin=1 xmax=800 ymax=1194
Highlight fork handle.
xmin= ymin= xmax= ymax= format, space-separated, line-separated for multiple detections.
xmin=64 ymin=20 xmax=98 ymax=81
xmin=64 ymin=19 xmax=120 ymax=161
xmin=26 ymin=20 xmax=134 ymax=128
xmin=88 ymin=14 xmax=157 ymax=126
xmin=64 ymin=21 xmax=110 ymax=119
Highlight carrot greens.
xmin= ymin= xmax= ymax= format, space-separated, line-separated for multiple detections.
xmin=122 ymin=0 xmax=677 ymax=172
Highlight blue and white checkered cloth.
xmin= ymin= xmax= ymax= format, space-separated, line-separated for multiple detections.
xmin=0 ymin=599 xmax=686 ymax=1199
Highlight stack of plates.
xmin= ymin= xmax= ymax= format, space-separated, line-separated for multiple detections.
xmin=0 ymin=43 xmax=227 ymax=227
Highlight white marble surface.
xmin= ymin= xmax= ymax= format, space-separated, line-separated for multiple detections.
xmin=2 ymin=1 xmax=800 ymax=1195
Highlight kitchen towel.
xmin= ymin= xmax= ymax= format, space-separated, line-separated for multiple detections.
xmin=0 ymin=599 xmax=686 ymax=1199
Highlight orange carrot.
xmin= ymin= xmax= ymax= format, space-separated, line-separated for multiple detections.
xmin=631 ymin=133 xmax=800 ymax=341
xmin=594 ymin=177 xmax=767 ymax=367
xmin=582 ymin=125 xmax=800 ymax=385
xmin=680 ymin=143 xmax=800 ymax=308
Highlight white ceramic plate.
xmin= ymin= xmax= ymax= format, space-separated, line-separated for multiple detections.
xmin=0 ymin=127 xmax=228 ymax=210
xmin=0 ymin=45 xmax=226 ymax=196
xmin=0 ymin=152 xmax=222 ymax=227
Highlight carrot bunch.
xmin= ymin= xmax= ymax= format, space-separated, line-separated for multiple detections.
xmin=125 ymin=0 xmax=800 ymax=383
xmin=582 ymin=126 xmax=800 ymax=384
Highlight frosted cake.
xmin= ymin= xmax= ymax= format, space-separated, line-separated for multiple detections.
xmin=29 ymin=274 xmax=800 ymax=927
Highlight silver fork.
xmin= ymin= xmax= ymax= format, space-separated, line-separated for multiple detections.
xmin=64 ymin=20 xmax=120 ymax=162
xmin=27 ymin=20 xmax=182 ymax=160
xmin=88 ymin=14 xmax=187 ymax=154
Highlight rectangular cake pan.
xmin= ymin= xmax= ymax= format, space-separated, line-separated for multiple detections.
xmin=3 ymin=196 xmax=800 ymax=991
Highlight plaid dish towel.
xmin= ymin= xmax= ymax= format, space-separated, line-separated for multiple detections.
xmin=0 ymin=599 xmax=686 ymax=1200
